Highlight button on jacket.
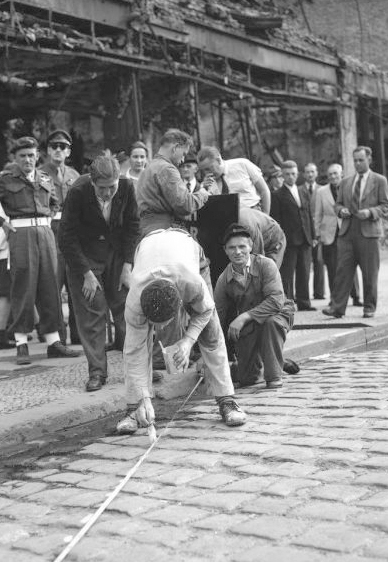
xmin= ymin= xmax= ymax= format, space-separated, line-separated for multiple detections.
xmin=40 ymin=162 xmax=79 ymax=208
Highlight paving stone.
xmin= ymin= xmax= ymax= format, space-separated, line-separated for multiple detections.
xmin=23 ymin=470 xmax=59 ymax=479
xmin=232 ymin=514 xmax=308 ymax=539
xmin=354 ymin=472 xmax=388 ymax=487
xmin=186 ymin=492 xmax=254 ymax=511
xmin=310 ymin=484 xmax=370 ymax=503
xmin=43 ymin=472 xmax=91 ymax=485
xmin=22 ymin=487 xmax=76 ymax=506
xmin=142 ymin=504 xmax=212 ymax=525
xmin=143 ymin=449 xmax=191 ymax=464
xmin=223 ymin=443 xmax=276 ymax=456
xmin=182 ymin=532 xmax=255 ymax=559
xmin=151 ymin=468 xmax=205 ymax=486
xmin=292 ymin=522 xmax=376 ymax=552
xmin=231 ymin=463 xmax=271 ymax=476
xmin=0 ymin=522 xmax=30 ymax=545
xmin=105 ymin=495 xmax=162 ymax=516
xmin=355 ymin=512 xmax=388 ymax=532
xmin=191 ymin=512 xmax=251 ymax=531
xmin=240 ymin=496 xmax=302 ymax=515
xmin=190 ymin=472 xmax=239 ymax=489
xmin=0 ymin=497 xmax=13 ymax=509
xmin=0 ymin=548 xmax=42 ymax=562
xmin=291 ymin=501 xmax=361 ymax=521
xmin=260 ymin=445 xmax=316 ymax=462
xmin=87 ymin=514 xmax=157 ymax=538
xmin=147 ymin=485 xmax=202 ymax=502
xmin=319 ymin=439 xmax=364 ymax=451
xmin=238 ymin=545 xmax=332 ymax=562
xmin=76 ymin=473 xmax=128 ymax=491
xmin=175 ymin=452 xmax=222 ymax=468
xmin=3 ymin=482 xmax=48 ymax=499
xmin=11 ymin=532 xmax=70 ymax=557
xmin=220 ymin=476 xmax=275 ymax=493
xmin=310 ymin=468 xmax=356 ymax=483
xmin=60 ymin=490 xmax=108 ymax=508
xmin=264 ymin=478 xmax=321 ymax=497
xmin=357 ymin=457 xmax=388 ymax=469
xmin=91 ymin=446 xmax=147 ymax=461
xmin=357 ymin=490 xmax=388 ymax=508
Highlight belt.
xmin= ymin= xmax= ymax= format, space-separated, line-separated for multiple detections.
xmin=52 ymin=212 xmax=62 ymax=220
xmin=11 ymin=217 xmax=51 ymax=227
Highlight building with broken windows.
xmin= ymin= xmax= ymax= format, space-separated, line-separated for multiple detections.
xmin=0 ymin=0 xmax=387 ymax=178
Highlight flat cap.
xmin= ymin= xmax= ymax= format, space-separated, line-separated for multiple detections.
xmin=223 ymin=223 xmax=252 ymax=245
xmin=181 ymin=150 xmax=198 ymax=165
xmin=10 ymin=136 xmax=38 ymax=154
xmin=47 ymin=129 xmax=72 ymax=145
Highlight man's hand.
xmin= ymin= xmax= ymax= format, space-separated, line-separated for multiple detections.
xmin=202 ymin=174 xmax=218 ymax=195
xmin=118 ymin=262 xmax=133 ymax=290
xmin=135 ymin=397 xmax=155 ymax=428
xmin=82 ymin=270 xmax=102 ymax=302
xmin=340 ymin=207 xmax=351 ymax=218
xmin=173 ymin=335 xmax=194 ymax=371
xmin=355 ymin=209 xmax=371 ymax=220
xmin=228 ymin=313 xmax=250 ymax=342
xmin=1 ymin=221 xmax=16 ymax=236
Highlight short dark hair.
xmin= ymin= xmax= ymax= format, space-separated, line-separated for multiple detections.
xmin=129 ymin=140 xmax=148 ymax=157
xmin=223 ymin=223 xmax=252 ymax=245
xmin=353 ymin=146 xmax=372 ymax=158
xmin=197 ymin=146 xmax=221 ymax=163
xmin=140 ymin=279 xmax=181 ymax=323
xmin=90 ymin=151 xmax=120 ymax=182
xmin=160 ymin=129 xmax=192 ymax=148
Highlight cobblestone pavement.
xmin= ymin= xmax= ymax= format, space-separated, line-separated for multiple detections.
xmin=1 ymin=349 xmax=388 ymax=561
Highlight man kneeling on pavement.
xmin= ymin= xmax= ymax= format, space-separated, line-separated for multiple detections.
xmin=214 ymin=224 xmax=295 ymax=389
xmin=117 ymin=228 xmax=247 ymax=434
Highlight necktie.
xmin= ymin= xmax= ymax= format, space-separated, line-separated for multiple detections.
xmin=351 ymin=174 xmax=363 ymax=214
xmin=186 ymin=181 xmax=191 ymax=192
xmin=308 ymin=184 xmax=313 ymax=196
xmin=220 ymin=174 xmax=229 ymax=195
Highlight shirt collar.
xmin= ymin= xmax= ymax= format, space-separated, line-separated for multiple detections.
xmin=230 ymin=254 xmax=251 ymax=276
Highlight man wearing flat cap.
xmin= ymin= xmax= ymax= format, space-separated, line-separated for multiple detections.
xmin=0 ymin=136 xmax=80 ymax=364
xmin=179 ymin=151 xmax=201 ymax=194
xmin=214 ymin=223 xmax=295 ymax=389
xmin=40 ymin=129 xmax=80 ymax=345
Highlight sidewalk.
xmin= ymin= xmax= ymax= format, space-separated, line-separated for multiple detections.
xmin=1 ymin=249 xmax=388 ymax=448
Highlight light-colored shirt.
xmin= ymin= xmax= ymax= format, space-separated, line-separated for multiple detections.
xmin=96 ymin=196 xmax=112 ymax=222
xmin=223 ymin=158 xmax=263 ymax=208
xmin=352 ymin=170 xmax=370 ymax=202
xmin=186 ymin=177 xmax=196 ymax=193
xmin=231 ymin=255 xmax=251 ymax=288
xmin=286 ymin=184 xmax=301 ymax=207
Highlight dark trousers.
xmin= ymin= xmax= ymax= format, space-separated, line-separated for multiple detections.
xmin=312 ymin=242 xmax=325 ymax=298
xmin=322 ymin=241 xmax=360 ymax=302
xmin=331 ymin=218 xmax=380 ymax=315
xmin=8 ymin=226 xmax=61 ymax=334
xmin=67 ymin=251 xmax=127 ymax=378
xmin=234 ymin=316 xmax=288 ymax=385
xmin=280 ymin=243 xmax=312 ymax=309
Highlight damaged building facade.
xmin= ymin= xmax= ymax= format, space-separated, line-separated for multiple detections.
xmin=0 ymin=0 xmax=388 ymax=178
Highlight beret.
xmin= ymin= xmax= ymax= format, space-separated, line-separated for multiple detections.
xmin=10 ymin=136 xmax=38 ymax=154
xmin=223 ymin=223 xmax=252 ymax=245
xmin=47 ymin=129 xmax=72 ymax=145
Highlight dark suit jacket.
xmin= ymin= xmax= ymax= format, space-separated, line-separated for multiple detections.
xmin=270 ymin=184 xmax=314 ymax=246
xmin=58 ymin=175 xmax=139 ymax=275
xmin=335 ymin=170 xmax=388 ymax=238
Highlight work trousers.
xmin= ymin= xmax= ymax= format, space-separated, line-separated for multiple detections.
xmin=322 ymin=241 xmax=360 ymax=302
xmin=331 ymin=218 xmax=380 ymax=315
xmin=280 ymin=243 xmax=312 ymax=309
xmin=8 ymin=226 xmax=61 ymax=334
xmin=312 ymin=242 xmax=325 ymax=298
xmin=234 ymin=315 xmax=289 ymax=385
xmin=67 ymin=251 xmax=127 ymax=378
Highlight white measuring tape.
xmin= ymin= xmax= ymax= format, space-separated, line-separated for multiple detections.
xmin=53 ymin=373 xmax=204 ymax=562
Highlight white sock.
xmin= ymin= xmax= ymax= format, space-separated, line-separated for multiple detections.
xmin=15 ymin=333 xmax=28 ymax=346
xmin=45 ymin=332 xmax=61 ymax=346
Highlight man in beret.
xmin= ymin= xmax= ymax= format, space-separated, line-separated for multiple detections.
xmin=0 ymin=136 xmax=80 ymax=364
xmin=40 ymin=129 xmax=80 ymax=345
xmin=214 ymin=223 xmax=295 ymax=388
xmin=116 ymin=228 xmax=247 ymax=434
xmin=59 ymin=152 xmax=139 ymax=391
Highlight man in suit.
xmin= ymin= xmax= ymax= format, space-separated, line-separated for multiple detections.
xmin=302 ymin=162 xmax=325 ymax=299
xmin=179 ymin=151 xmax=201 ymax=193
xmin=323 ymin=147 xmax=388 ymax=319
xmin=270 ymin=160 xmax=316 ymax=311
xmin=315 ymin=163 xmax=362 ymax=306
xmin=40 ymin=129 xmax=80 ymax=345
xmin=59 ymin=152 xmax=139 ymax=391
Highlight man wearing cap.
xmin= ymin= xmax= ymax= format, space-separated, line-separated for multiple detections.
xmin=116 ymin=227 xmax=247 ymax=434
xmin=179 ymin=151 xmax=201 ymax=193
xmin=0 ymin=136 xmax=80 ymax=364
xmin=214 ymin=224 xmax=295 ymax=388
xmin=40 ymin=129 xmax=80 ymax=345
xmin=59 ymin=152 xmax=139 ymax=391
xmin=136 ymin=129 xmax=209 ymax=236
xmin=266 ymin=165 xmax=284 ymax=193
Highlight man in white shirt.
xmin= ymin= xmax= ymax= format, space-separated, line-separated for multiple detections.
xmin=116 ymin=228 xmax=247 ymax=434
xmin=323 ymin=146 xmax=388 ymax=319
xmin=179 ymin=151 xmax=201 ymax=193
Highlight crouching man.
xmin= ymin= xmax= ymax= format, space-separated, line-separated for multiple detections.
xmin=117 ymin=228 xmax=247 ymax=434
xmin=214 ymin=224 xmax=295 ymax=389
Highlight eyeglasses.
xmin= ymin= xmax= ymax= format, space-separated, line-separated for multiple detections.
xmin=49 ymin=142 xmax=70 ymax=150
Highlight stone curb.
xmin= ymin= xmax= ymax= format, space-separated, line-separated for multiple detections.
xmin=2 ymin=320 xmax=388 ymax=449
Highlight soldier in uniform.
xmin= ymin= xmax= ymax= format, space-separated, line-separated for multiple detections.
xmin=0 ymin=136 xmax=80 ymax=364
xmin=40 ymin=129 xmax=80 ymax=344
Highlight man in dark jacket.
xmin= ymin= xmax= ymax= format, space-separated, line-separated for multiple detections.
xmin=59 ymin=152 xmax=139 ymax=391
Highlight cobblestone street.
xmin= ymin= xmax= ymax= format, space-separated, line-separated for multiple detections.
xmin=1 ymin=349 xmax=388 ymax=561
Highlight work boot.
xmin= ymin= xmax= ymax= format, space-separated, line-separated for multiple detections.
xmin=116 ymin=413 xmax=138 ymax=435
xmin=86 ymin=374 xmax=102 ymax=392
xmin=219 ymin=399 xmax=247 ymax=427
xmin=283 ymin=358 xmax=300 ymax=374
xmin=0 ymin=330 xmax=15 ymax=349
xmin=16 ymin=344 xmax=31 ymax=365
xmin=47 ymin=341 xmax=81 ymax=358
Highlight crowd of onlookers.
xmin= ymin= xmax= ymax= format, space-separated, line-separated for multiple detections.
xmin=0 ymin=127 xmax=387 ymax=430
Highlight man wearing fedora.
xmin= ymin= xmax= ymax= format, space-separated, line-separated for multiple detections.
xmin=0 ymin=136 xmax=80 ymax=364
xmin=179 ymin=151 xmax=201 ymax=193
xmin=40 ymin=129 xmax=80 ymax=345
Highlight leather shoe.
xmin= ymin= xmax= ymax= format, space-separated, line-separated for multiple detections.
xmin=322 ymin=307 xmax=343 ymax=318
xmin=266 ymin=379 xmax=283 ymax=389
xmin=363 ymin=312 xmax=375 ymax=318
xmin=283 ymin=358 xmax=300 ymax=374
xmin=86 ymin=375 xmax=102 ymax=392
xmin=298 ymin=306 xmax=317 ymax=311
xmin=47 ymin=341 xmax=81 ymax=358
xmin=16 ymin=343 xmax=31 ymax=365
xmin=353 ymin=298 xmax=363 ymax=307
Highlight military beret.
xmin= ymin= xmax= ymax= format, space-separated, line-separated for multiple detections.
xmin=223 ymin=223 xmax=252 ymax=245
xmin=47 ymin=129 xmax=72 ymax=145
xmin=10 ymin=136 xmax=38 ymax=154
